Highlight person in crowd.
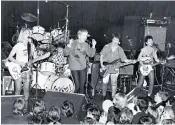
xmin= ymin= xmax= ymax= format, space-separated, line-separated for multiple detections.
xmin=120 ymin=107 xmax=133 ymax=124
xmin=80 ymin=117 xmax=96 ymax=125
xmin=113 ymin=92 xmax=128 ymax=110
xmin=46 ymin=106 xmax=61 ymax=125
xmin=147 ymin=106 xmax=159 ymax=123
xmin=137 ymin=35 xmax=160 ymax=97
xmin=131 ymin=98 xmax=156 ymax=124
xmin=139 ymin=115 xmax=154 ymax=124
xmin=159 ymin=106 xmax=175 ymax=124
xmin=6 ymin=28 xmax=50 ymax=110
xmin=161 ymin=119 xmax=175 ymax=125
xmin=86 ymin=106 xmax=101 ymax=122
xmin=60 ymin=100 xmax=79 ymax=124
xmin=106 ymin=106 xmax=121 ymax=124
xmin=1 ymin=98 xmax=28 ymax=124
xmin=99 ymin=100 xmax=114 ymax=124
xmin=28 ymin=99 xmax=46 ymax=124
xmin=100 ymin=33 xmax=131 ymax=100
xmin=64 ymin=29 xmax=96 ymax=94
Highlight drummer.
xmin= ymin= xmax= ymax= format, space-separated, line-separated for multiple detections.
xmin=64 ymin=29 xmax=97 ymax=94
xmin=48 ymin=43 xmax=67 ymax=76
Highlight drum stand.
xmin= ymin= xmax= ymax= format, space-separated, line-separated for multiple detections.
xmin=31 ymin=62 xmax=45 ymax=100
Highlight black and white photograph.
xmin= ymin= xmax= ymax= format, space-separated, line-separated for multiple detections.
xmin=1 ymin=0 xmax=175 ymax=124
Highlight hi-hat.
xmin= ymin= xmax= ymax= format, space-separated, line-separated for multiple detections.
xmin=21 ymin=13 xmax=37 ymax=22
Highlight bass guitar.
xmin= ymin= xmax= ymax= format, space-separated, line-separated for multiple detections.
xmin=100 ymin=59 xmax=137 ymax=78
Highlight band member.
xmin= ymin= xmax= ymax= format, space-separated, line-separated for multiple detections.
xmin=64 ymin=29 xmax=96 ymax=94
xmin=137 ymin=35 xmax=160 ymax=97
xmin=100 ymin=33 xmax=131 ymax=100
xmin=7 ymin=28 xmax=50 ymax=109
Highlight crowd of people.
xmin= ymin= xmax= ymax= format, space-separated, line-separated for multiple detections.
xmin=2 ymin=90 xmax=175 ymax=124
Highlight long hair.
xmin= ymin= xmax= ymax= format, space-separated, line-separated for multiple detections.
xmin=17 ymin=28 xmax=31 ymax=43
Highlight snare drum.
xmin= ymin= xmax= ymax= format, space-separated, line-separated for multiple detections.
xmin=51 ymin=78 xmax=75 ymax=93
xmin=32 ymin=26 xmax=45 ymax=41
xmin=40 ymin=62 xmax=56 ymax=76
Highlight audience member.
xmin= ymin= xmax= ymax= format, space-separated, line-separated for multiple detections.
xmin=120 ymin=107 xmax=133 ymax=124
xmin=99 ymin=100 xmax=114 ymax=124
xmin=106 ymin=106 xmax=121 ymax=124
xmin=47 ymin=106 xmax=61 ymax=125
xmin=113 ymin=92 xmax=127 ymax=110
xmin=60 ymin=100 xmax=79 ymax=124
xmin=131 ymin=98 xmax=156 ymax=124
xmin=81 ymin=117 xmax=96 ymax=125
xmin=1 ymin=98 xmax=28 ymax=124
xmin=28 ymin=99 xmax=46 ymax=124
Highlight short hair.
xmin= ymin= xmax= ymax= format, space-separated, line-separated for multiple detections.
xmin=61 ymin=100 xmax=74 ymax=118
xmin=137 ymin=98 xmax=149 ymax=112
xmin=82 ymin=103 xmax=98 ymax=112
xmin=81 ymin=117 xmax=96 ymax=125
xmin=112 ymin=32 xmax=121 ymax=39
xmin=113 ymin=92 xmax=127 ymax=109
xmin=12 ymin=97 xmax=25 ymax=115
xmin=120 ymin=107 xmax=133 ymax=124
xmin=87 ymin=106 xmax=101 ymax=121
xmin=107 ymin=106 xmax=121 ymax=124
xmin=32 ymin=100 xmax=46 ymax=115
xmin=139 ymin=116 xmax=153 ymax=124
xmin=145 ymin=35 xmax=153 ymax=43
xmin=158 ymin=91 xmax=169 ymax=101
xmin=47 ymin=106 xmax=61 ymax=123
xmin=77 ymin=29 xmax=88 ymax=36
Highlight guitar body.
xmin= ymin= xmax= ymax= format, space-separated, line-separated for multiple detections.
xmin=100 ymin=60 xmax=137 ymax=78
xmin=6 ymin=62 xmax=22 ymax=80
xmin=100 ymin=65 xmax=119 ymax=78
xmin=139 ymin=65 xmax=153 ymax=76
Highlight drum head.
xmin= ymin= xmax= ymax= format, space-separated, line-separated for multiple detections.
xmin=51 ymin=78 xmax=75 ymax=93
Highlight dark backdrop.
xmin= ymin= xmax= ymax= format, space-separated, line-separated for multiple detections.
xmin=2 ymin=1 xmax=175 ymax=52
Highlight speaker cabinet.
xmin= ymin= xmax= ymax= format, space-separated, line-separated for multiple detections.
xmin=122 ymin=16 xmax=143 ymax=51
xmin=42 ymin=91 xmax=87 ymax=120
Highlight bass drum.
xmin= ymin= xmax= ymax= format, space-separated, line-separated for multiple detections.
xmin=44 ymin=75 xmax=59 ymax=90
xmin=51 ymin=78 xmax=75 ymax=93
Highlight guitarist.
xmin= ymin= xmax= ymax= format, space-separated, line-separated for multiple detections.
xmin=137 ymin=35 xmax=160 ymax=97
xmin=7 ymin=28 xmax=50 ymax=111
xmin=100 ymin=33 xmax=131 ymax=100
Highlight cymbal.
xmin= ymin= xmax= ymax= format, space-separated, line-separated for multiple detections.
xmin=21 ymin=13 xmax=37 ymax=22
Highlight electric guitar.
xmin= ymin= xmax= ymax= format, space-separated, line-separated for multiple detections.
xmin=5 ymin=53 xmax=50 ymax=80
xmin=139 ymin=55 xmax=175 ymax=76
xmin=100 ymin=59 xmax=137 ymax=78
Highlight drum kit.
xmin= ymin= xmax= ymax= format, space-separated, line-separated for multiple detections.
xmin=9 ymin=2 xmax=75 ymax=97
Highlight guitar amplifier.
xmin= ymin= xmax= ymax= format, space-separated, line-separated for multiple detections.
xmin=120 ymin=65 xmax=134 ymax=75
